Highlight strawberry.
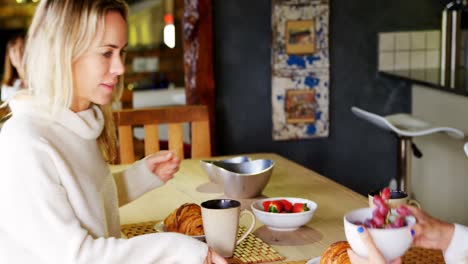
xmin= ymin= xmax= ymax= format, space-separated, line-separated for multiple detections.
xmin=268 ymin=201 xmax=283 ymax=213
xmin=381 ymin=187 xmax=391 ymax=201
xmin=279 ymin=199 xmax=293 ymax=212
xmin=262 ymin=200 xmax=272 ymax=211
xmin=292 ymin=203 xmax=310 ymax=213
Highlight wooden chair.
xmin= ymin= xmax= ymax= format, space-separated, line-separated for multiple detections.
xmin=113 ymin=105 xmax=211 ymax=164
xmin=120 ymin=88 xmax=133 ymax=109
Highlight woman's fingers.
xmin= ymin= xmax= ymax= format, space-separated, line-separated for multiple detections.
xmin=146 ymin=151 xmax=174 ymax=165
xmin=347 ymin=248 xmax=368 ymax=264
xmin=405 ymin=205 xmax=426 ymax=220
xmin=358 ymin=227 xmax=380 ymax=254
xmin=203 ymin=248 xmax=212 ymax=264
xmin=204 ymin=248 xmax=227 ymax=264
xmin=210 ymin=249 xmax=228 ymax=264
xmin=390 ymin=257 xmax=402 ymax=264
xmin=159 ymin=162 xmax=179 ymax=174
xmin=352 ymin=226 xmax=388 ymax=264
xmin=145 ymin=151 xmax=181 ymax=182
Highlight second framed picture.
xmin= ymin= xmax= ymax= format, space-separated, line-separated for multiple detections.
xmin=285 ymin=89 xmax=317 ymax=124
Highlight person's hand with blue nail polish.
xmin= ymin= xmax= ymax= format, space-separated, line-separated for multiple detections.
xmin=405 ymin=206 xmax=454 ymax=251
xmin=347 ymin=226 xmax=402 ymax=264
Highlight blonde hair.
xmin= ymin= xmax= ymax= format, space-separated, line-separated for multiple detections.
xmin=24 ymin=0 xmax=128 ymax=162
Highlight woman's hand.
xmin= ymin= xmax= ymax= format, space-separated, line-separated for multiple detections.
xmin=203 ymin=247 xmax=227 ymax=264
xmin=406 ymin=206 xmax=454 ymax=251
xmin=347 ymin=226 xmax=401 ymax=264
xmin=145 ymin=150 xmax=180 ymax=182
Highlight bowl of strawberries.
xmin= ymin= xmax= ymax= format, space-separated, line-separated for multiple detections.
xmin=251 ymin=197 xmax=317 ymax=231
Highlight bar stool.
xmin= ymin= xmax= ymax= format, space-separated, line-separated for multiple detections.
xmin=351 ymin=106 xmax=464 ymax=197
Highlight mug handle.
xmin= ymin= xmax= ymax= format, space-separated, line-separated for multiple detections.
xmin=408 ymin=199 xmax=421 ymax=208
xmin=236 ymin=209 xmax=256 ymax=245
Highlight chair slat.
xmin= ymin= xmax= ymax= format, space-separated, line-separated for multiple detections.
xmin=191 ymin=120 xmax=211 ymax=158
xmin=118 ymin=125 xmax=135 ymax=164
xmin=168 ymin=123 xmax=184 ymax=160
xmin=144 ymin=124 xmax=160 ymax=156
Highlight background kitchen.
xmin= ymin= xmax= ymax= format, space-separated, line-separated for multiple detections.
xmin=0 ymin=0 xmax=466 ymax=225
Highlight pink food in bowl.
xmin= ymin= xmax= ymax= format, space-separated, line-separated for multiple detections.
xmin=344 ymin=207 xmax=416 ymax=261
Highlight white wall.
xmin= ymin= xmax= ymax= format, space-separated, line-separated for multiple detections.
xmin=412 ymin=84 xmax=468 ymax=225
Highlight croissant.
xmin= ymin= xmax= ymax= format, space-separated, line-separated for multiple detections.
xmin=163 ymin=203 xmax=204 ymax=236
xmin=320 ymin=241 xmax=351 ymax=264
xmin=178 ymin=214 xmax=204 ymax=236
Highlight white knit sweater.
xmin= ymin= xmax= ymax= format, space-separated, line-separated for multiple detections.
xmin=0 ymin=99 xmax=208 ymax=263
xmin=444 ymin=224 xmax=468 ymax=264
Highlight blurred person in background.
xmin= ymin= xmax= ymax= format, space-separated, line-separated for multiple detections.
xmin=1 ymin=35 xmax=26 ymax=102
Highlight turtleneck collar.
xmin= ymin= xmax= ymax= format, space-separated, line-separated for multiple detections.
xmin=8 ymin=97 xmax=104 ymax=140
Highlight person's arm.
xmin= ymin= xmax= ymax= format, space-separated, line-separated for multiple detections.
xmin=407 ymin=206 xmax=454 ymax=251
xmin=0 ymin=133 xmax=208 ymax=263
xmin=443 ymin=224 xmax=468 ymax=264
xmin=404 ymin=206 xmax=468 ymax=263
xmin=113 ymin=151 xmax=180 ymax=206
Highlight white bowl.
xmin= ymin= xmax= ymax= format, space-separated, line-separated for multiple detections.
xmin=251 ymin=197 xmax=317 ymax=231
xmin=344 ymin=208 xmax=416 ymax=261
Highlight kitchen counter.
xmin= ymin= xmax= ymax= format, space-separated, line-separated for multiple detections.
xmin=379 ymin=68 xmax=468 ymax=98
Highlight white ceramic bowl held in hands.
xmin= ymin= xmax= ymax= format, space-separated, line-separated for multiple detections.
xmin=344 ymin=208 xmax=416 ymax=262
xmin=251 ymin=197 xmax=318 ymax=231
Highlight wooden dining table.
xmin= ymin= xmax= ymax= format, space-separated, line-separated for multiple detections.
xmin=112 ymin=153 xmax=369 ymax=263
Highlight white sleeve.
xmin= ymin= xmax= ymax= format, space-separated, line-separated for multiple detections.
xmin=113 ymin=158 xmax=165 ymax=206
xmin=444 ymin=224 xmax=468 ymax=264
xmin=0 ymin=132 xmax=208 ymax=264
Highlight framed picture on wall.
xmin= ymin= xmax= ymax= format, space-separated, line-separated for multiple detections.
xmin=285 ymin=20 xmax=316 ymax=54
xmin=285 ymin=89 xmax=317 ymax=123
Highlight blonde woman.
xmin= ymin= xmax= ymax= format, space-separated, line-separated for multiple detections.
xmin=1 ymin=35 xmax=26 ymax=102
xmin=0 ymin=1 xmax=226 ymax=263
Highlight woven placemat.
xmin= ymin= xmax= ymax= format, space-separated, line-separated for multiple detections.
xmin=232 ymin=226 xmax=285 ymax=263
xmin=120 ymin=221 xmax=285 ymax=264
xmin=121 ymin=220 xmax=159 ymax=238
xmin=280 ymin=246 xmax=446 ymax=264
xmin=402 ymin=247 xmax=445 ymax=264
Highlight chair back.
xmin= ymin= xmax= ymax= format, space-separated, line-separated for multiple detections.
xmin=113 ymin=105 xmax=211 ymax=164
xmin=120 ymin=88 xmax=133 ymax=109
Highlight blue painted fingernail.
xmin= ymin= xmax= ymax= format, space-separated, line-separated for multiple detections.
xmin=411 ymin=229 xmax=415 ymax=236
xmin=357 ymin=226 xmax=364 ymax=233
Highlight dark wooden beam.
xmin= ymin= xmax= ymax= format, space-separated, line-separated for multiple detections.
xmin=183 ymin=0 xmax=216 ymax=155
